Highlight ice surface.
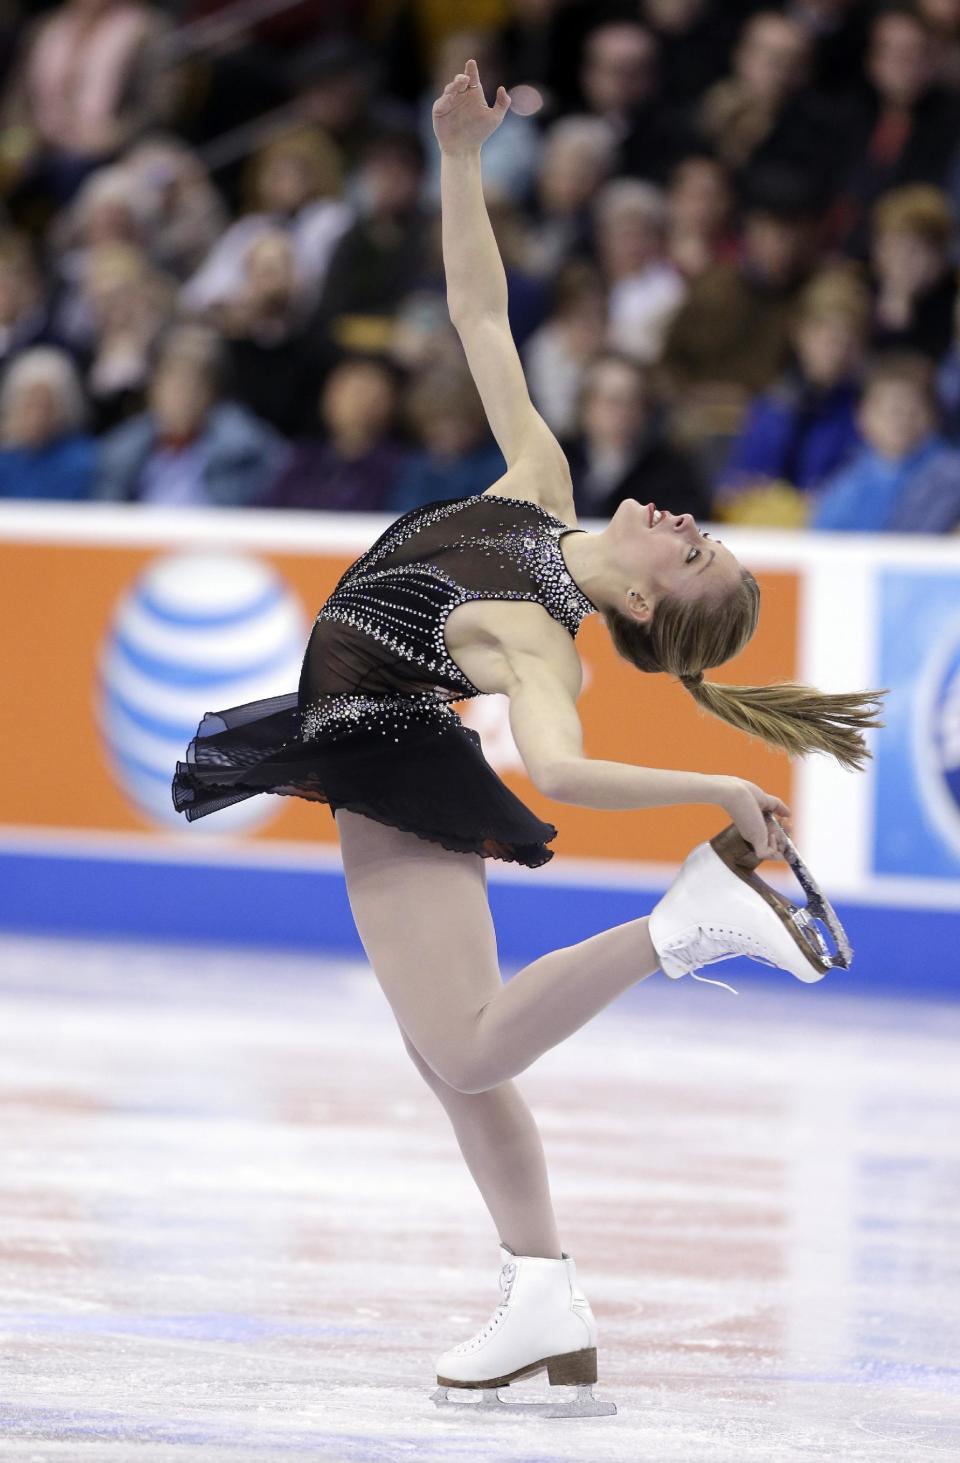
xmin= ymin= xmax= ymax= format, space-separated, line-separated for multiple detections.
xmin=0 ymin=932 xmax=958 ymax=1461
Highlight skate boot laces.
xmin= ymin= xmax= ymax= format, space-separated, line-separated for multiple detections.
xmin=450 ymin=1261 xmax=517 ymax=1356
xmin=664 ymin=923 xmax=788 ymax=996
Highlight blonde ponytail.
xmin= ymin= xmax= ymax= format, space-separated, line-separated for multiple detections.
xmin=682 ymin=676 xmax=886 ymax=772
xmin=604 ymin=567 xmax=887 ymax=771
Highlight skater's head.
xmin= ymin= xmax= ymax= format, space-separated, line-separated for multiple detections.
xmin=602 ymin=495 xmax=748 ymax=634
xmin=585 ymin=499 xmax=885 ymax=769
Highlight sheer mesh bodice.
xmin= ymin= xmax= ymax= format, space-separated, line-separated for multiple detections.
xmin=297 ymin=492 xmax=596 ymax=733
xmin=172 ymin=492 xmax=597 ymax=867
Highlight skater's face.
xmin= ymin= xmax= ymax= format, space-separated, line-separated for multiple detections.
xmin=608 ymin=497 xmax=740 ymax=624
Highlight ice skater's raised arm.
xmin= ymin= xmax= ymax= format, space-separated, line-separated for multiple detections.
xmin=433 ymin=58 xmax=568 ymax=477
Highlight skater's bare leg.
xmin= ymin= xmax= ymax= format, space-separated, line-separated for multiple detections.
xmin=335 ymin=808 xmax=659 ymax=1096
xmin=398 ymin=1024 xmax=563 ymax=1259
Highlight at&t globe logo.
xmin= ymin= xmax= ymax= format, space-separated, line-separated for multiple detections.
xmin=97 ymin=551 xmax=307 ymax=831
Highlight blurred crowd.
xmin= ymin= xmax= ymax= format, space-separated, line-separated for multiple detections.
xmin=2 ymin=0 xmax=960 ymax=533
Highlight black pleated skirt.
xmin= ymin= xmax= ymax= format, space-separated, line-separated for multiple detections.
xmin=171 ymin=690 xmax=558 ymax=868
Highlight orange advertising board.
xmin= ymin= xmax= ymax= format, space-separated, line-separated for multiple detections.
xmin=4 ymin=525 xmax=797 ymax=866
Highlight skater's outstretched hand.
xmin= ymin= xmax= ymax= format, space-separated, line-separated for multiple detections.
xmin=432 ymin=57 xmax=512 ymax=155
xmin=715 ymin=776 xmax=792 ymax=861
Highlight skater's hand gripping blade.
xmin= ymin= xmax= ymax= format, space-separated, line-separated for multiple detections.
xmin=710 ymin=820 xmax=853 ymax=978
xmin=431 ymin=1383 xmax=617 ymax=1417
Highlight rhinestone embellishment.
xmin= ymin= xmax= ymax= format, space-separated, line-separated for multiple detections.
xmin=299 ymin=493 xmax=596 ymax=739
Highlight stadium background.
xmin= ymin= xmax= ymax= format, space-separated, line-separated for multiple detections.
xmin=1 ymin=0 xmax=959 ymax=993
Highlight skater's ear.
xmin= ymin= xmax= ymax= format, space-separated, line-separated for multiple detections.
xmin=625 ymin=587 xmax=654 ymax=624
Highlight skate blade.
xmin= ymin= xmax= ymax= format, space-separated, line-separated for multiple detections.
xmin=431 ymin=1382 xmax=617 ymax=1417
xmin=710 ymin=820 xmax=853 ymax=979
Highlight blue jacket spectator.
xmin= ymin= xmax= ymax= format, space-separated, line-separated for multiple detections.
xmin=721 ymin=268 xmax=870 ymax=497
xmin=722 ymin=376 xmax=861 ymax=493
xmin=94 ymin=324 xmax=290 ymax=507
xmin=812 ymin=353 xmax=960 ymax=533
xmin=0 ymin=345 xmax=95 ymax=500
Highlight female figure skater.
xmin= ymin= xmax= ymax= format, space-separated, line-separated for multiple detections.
xmin=173 ymin=59 xmax=883 ymax=1418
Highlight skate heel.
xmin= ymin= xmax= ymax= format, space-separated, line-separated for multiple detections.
xmin=546 ymin=1347 xmax=597 ymax=1386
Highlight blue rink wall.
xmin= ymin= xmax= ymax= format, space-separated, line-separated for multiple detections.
xmin=2 ymin=847 xmax=956 ymax=1000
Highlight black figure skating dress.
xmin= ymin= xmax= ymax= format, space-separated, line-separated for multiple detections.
xmin=171 ymin=492 xmax=597 ymax=867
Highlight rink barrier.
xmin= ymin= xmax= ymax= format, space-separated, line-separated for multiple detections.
xmin=2 ymin=501 xmax=958 ymax=996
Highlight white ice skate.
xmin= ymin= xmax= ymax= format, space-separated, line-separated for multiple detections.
xmin=431 ymin=1242 xmax=617 ymax=1418
xmin=648 ymin=818 xmax=853 ymax=992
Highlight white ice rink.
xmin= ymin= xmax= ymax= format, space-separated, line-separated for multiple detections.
xmin=1 ymin=931 xmax=958 ymax=1462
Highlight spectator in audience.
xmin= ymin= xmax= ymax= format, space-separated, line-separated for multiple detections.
xmin=523 ymin=260 xmax=608 ymax=438
xmin=389 ymin=367 xmax=506 ymax=512
xmin=211 ymin=229 xmax=336 ymax=440
xmin=641 ymin=0 xmax=735 ymax=107
xmin=562 ymin=349 xmax=711 ymax=521
xmin=526 ymin=116 xmax=618 ymax=280
xmin=577 ymin=20 xmax=697 ymax=183
xmin=268 ymin=354 xmax=408 ymax=513
xmin=665 ymin=152 xmax=737 ymax=281
xmin=79 ymin=241 xmax=176 ymax=432
xmin=47 ymin=165 xmax=153 ymax=351
xmin=698 ymin=12 xmax=814 ymax=176
xmin=812 ymin=351 xmax=960 ymax=532
xmin=0 ymin=0 xmax=179 ymax=207
xmin=788 ymin=0 xmax=870 ymax=95
xmin=0 ymin=346 xmax=95 ymax=499
xmin=291 ymin=35 xmax=413 ymax=174
xmin=313 ymin=126 xmax=430 ymax=346
xmin=594 ymin=179 xmax=686 ymax=365
xmin=181 ymin=128 xmax=352 ymax=315
xmin=918 ymin=0 xmax=960 ymax=87
xmin=661 ymin=187 xmax=819 ymax=453
xmin=0 ymin=231 xmax=58 ymax=370
xmin=120 ymin=136 xmax=227 ymax=282
xmin=719 ymin=267 xmax=870 ymax=523
xmin=95 ymin=323 xmax=290 ymax=506
xmin=869 ymin=185 xmax=957 ymax=361
xmin=832 ymin=7 xmax=960 ymax=253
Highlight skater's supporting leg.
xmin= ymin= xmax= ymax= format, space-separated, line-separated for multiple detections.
xmin=398 ymin=1025 xmax=563 ymax=1260
xmin=335 ymin=808 xmax=659 ymax=1097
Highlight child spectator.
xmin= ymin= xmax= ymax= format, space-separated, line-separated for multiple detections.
xmin=388 ymin=367 xmax=506 ymax=512
xmin=812 ymin=352 xmax=960 ymax=532
xmin=562 ymin=349 xmax=710 ymax=522
xmin=95 ymin=323 xmax=289 ymax=506
xmin=268 ymin=355 xmax=408 ymax=513
xmin=720 ymin=267 xmax=869 ymax=509
xmin=0 ymin=345 xmax=95 ymax=499
xmin=869 ymin=185 xmax=957 ymax=361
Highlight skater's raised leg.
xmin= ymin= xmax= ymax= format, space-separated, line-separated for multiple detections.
xmin=335 ymin=807 xmax=659 ymax=1097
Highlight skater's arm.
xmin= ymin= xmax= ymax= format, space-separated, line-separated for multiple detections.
xmin=507 ymin=654 xmax=789 ymax=857
xmin=434 ymin=60 xmax=569 ymax=478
